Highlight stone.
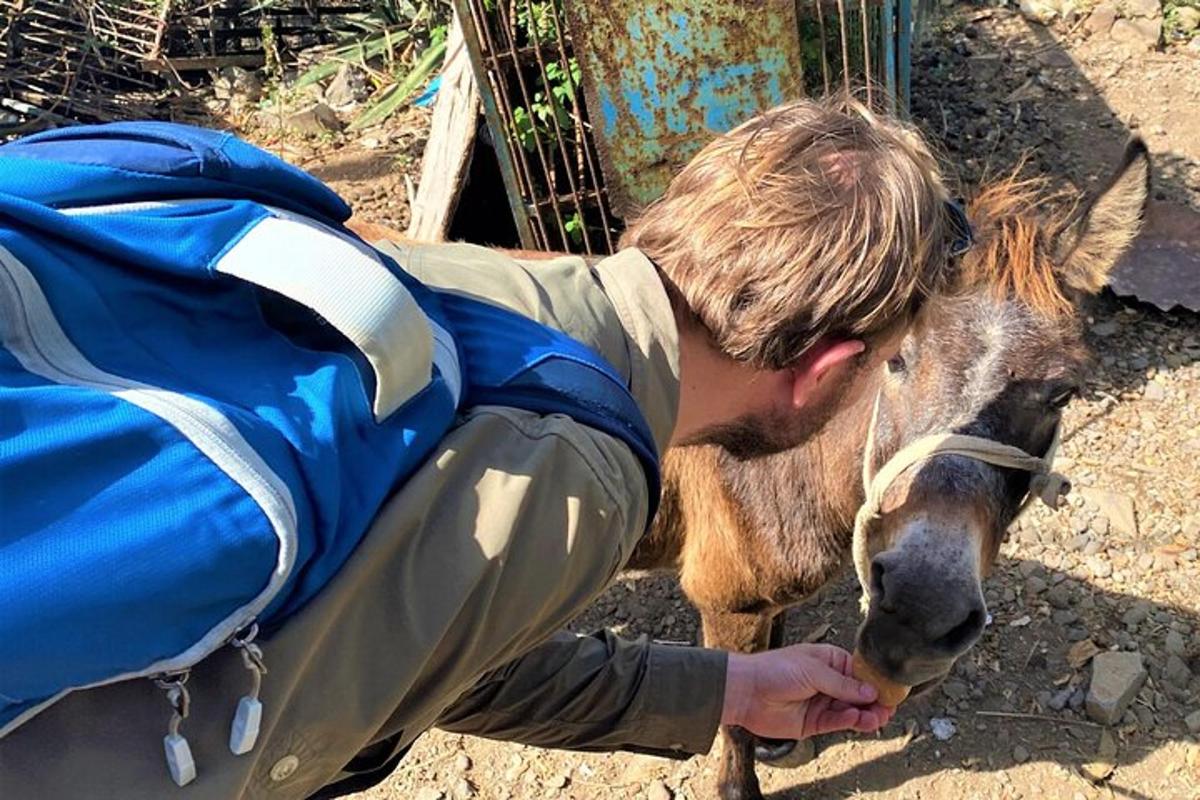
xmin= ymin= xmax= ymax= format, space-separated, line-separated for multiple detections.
xmin=1176 ymin=6 xmax=1200 ymax=34
xmin=454 ymin=753 xmax=472 ymax=772
xmin=1090 ymin=320 xmax=1120 ymax=337
xmin=647 ymin=780 xmax=673 ymax=800
xmin=1092 ymin=515 xmax=1110 ymax=535
xmin=1165 ymin=655 xmax=1193 ymax=686
xmin=547 ymin=773 xmax=569 ymax=789
xmin=1186 ymin=710 xmax=1200 ymax=734
xmin=1088 ymin=556 xmax=1112 ymax=579
xmin=1085 ymin=1 xmax=1118 ymax=35
xmin=1013 ymin=744 xmax=1031 ymax=763
xmin=1123 ymin=602 xmax=1151 ymax=627
xmin=1048 ymin=687 xmax=1074 ymax=711
xmin=1123 ymin=0 xmax=1161 ymax=18
xmin=1083 ymin=539 xmax=1104 ymax=556
xmin=1080 ymin=490 xmax=1137 ymax=536
xmin=285 ymin=103 xmax=343 ymax=136
xmin=1020 ymin=0 xmax=1063 ymax=23
xmin=943 ymin=680 xmax=970 ymax=701
xmin=1143 ymin=381 xmax=1167 ymax=401
xmin=1086 ymin=652 xmax=1147 ymax=724
xmin=416 ymin=789 xmax=445 ymax=800
xmin=1166 ymin=630 xmax=1187 ymax=656
xmin=1110 ymin=16 xmax=1162 ymax=47
xmin=450 ymin=778 xmax=475 ymax=800
xmin=1048 ymin=585 xmax=1073 ymax=609
xmin=1027 ymin=576 xmax=1049 ymax=595
xmin=931 ymin=717 xmax=957 ymax=741
xmin=324 ymin=64 xmax=368 ymax=109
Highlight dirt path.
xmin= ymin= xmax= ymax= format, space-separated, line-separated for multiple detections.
xmin=229 ymin=3 xmax=1200 ymax=798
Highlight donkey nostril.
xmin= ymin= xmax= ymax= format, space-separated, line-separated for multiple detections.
xmin=934 ymin=607 xmax=985 ymax=652
xmin=870 ymin=559 xmax=901 ymax=613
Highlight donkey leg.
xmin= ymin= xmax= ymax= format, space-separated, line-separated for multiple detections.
xmin=702 ymin=609 xmax=774 ymax=800
xmin=752 ymin=610 xmax=802 ymax=764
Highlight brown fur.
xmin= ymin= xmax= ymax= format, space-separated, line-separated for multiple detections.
xmin=632 ymin=142 xmax=1150 ymax=800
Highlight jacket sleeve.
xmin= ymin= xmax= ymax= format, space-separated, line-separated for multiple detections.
xmin=433 ymin=629 xmax=727 ymax=756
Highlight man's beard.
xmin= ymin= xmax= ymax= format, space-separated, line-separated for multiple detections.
xmin=682 ymin=371 xmax=854 ymax=459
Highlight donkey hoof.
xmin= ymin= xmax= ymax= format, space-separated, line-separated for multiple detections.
xmin=717 ymin=779 xmax=764 ymax=800
xmin=753 ymin=736 xmax=796 ymax=762
xmin=754 ymin=735 xmax=816 ymax=767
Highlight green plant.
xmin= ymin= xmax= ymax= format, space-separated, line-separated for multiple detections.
xmin=511 ymin=57 xmax=580 ymax=151
xmin=564 ymin=211 xmax=584 ymax=245
xmin=284 ymin=1 xmax=453 ymax=128
xmin=1164 ymin=0 xmax=1200 ymax=39
xmin=349 ymin=32 xmax=447 ymax=130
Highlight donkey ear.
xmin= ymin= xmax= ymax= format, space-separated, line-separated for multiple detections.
xmin=1055 ymin=138 xmax=1151 ymax=294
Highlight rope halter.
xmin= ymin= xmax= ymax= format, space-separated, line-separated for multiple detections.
xmin=851 ymin=391 xmax=1071 ymax=612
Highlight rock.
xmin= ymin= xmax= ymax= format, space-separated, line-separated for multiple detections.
xmin=324 ymin=64 xmax=368 ymax=109
xmin=1166 ymin=630 xmax=1187 ymax=656
xmin=1123 ymin=602 xmax=1151 ymax=627
xmin=1080 ymin=490 xmax=1137 ymax=536
xmin=285 ymin=103 xmax=343 ymax=136
xmin=1048 ymin=584 xmax=1073 ymax=609
xmin=1090 ymin=320 xmax=1120 ymax=337
xmin=1048 ymin=687 xmax=1074 ymax=711
xmin=416 ymin=789 xmax=445 ymax=800
xmin=1164 ymin=654 xmax=1193 ymax=686
xmin=943 ymin=680 xmax=970 ymax=700
xmin=1013 ymin=744 xmax=1031 ymax=763
xmin=1190 ymin=34 xmax=1200 ymax=52
xmin=647 ymin=779 xmax=673 ymax=800
xmin=454 ymin=753 xmax=472 ymax=772
xmin=1143 ymin=381 xmax=1166 ymax=401
xmin=1083 ymin=539 xmax=1104 ymax=556
xmin=1176 ymin=6 xmax=1200 ymax=34
xmin=930 ymin=717 xmax=957 ymax=741
xmin=1086 ymin=652 xmax=1147 ymax=724
xmin=1088 ymin=556 xmax=1112 ymax=579
xmin=1186 ymin=709 xmax=1200 ymax=734
xmin=1123 ymin=0 xmax=1161 ymax=18
xmin=1027 ymin=576 xmax=1049 ymax=595
xmin=1110 ymin=16 xmax=1162 ymax=47
xmin=1084 ymin=2 xmax=1118 ymax=35
xmin=450 ymin=778 xmax=475 ymax=800
xmin=1020 ymin=0 xmax=1061 ymax=23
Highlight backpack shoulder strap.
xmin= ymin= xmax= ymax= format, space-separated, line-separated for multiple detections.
xmin=434 ymin=290 xmax=662 ymax=528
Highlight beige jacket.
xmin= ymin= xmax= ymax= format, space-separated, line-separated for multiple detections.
xmin=0 ymin=243 xmax=727 ymax=799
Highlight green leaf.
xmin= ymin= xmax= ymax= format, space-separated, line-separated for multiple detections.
xmin=349 ymin=37 xmax=447 ymax=131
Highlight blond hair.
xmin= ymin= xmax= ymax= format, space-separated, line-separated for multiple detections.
xmin=620 ymin=96 xmax=952 ymax=369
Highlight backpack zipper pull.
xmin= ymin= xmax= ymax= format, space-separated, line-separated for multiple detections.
xmin=229 ymin=624 xmax=267 ymax=756
xmin=156 ymin=673 xmax=196 ymax=787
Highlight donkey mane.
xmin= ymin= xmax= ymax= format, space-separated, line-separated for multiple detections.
xmin=961 ymin=175 xmax=1075 ymax=319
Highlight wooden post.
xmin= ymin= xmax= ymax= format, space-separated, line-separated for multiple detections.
xmin=406 ymin=11 xmax=482 ymax=242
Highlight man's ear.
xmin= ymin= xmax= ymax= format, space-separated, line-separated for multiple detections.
xmin=791 ymin=338 xmax=865 ymax=407
xmin=1056 ymin=138 xmax=1151 ymax=294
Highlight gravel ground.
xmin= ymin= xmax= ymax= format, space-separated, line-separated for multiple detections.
xmin=231 ymin=2 xmax=1200 ymax=797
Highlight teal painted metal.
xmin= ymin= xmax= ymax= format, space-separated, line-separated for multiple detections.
xmin=561 ymin=0 xmax=803 ymax=218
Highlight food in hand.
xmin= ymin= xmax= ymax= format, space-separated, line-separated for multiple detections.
xmin=851 ymin=650 xmax=911 ymax=707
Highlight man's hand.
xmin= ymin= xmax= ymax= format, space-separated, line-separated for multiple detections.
xmin=720 ymin=643 xmax=895 ymax=740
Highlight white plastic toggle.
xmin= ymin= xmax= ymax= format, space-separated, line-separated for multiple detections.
xmin=156 ymin=674 xmax=196 ymax=787
xmin=229 ymin=625 xmax=267 ymax=756
xmin=163 ymin=732 xmax=197 ymax=787
xmin=229 ymin=695 xmax=263 ymax=756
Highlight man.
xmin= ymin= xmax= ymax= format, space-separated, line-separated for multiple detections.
xmin=0 ymin=97 xmax=952 ymax=797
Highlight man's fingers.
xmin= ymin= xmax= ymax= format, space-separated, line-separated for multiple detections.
xmin=805 ymin=660 xmax=877 ymax=705
xmin=807 ymin=703 xmax=893 ymax=737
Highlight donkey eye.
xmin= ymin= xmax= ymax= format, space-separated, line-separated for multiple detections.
xmin=886 ymin=354 xmax=907 ymax=374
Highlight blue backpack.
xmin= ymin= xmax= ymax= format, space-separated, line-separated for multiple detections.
xmin=0 ymin=122 xmax=659 ymax=781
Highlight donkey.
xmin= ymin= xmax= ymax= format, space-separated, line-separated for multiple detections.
xmin=628 ymin=139 xmax=1152 ymax=800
